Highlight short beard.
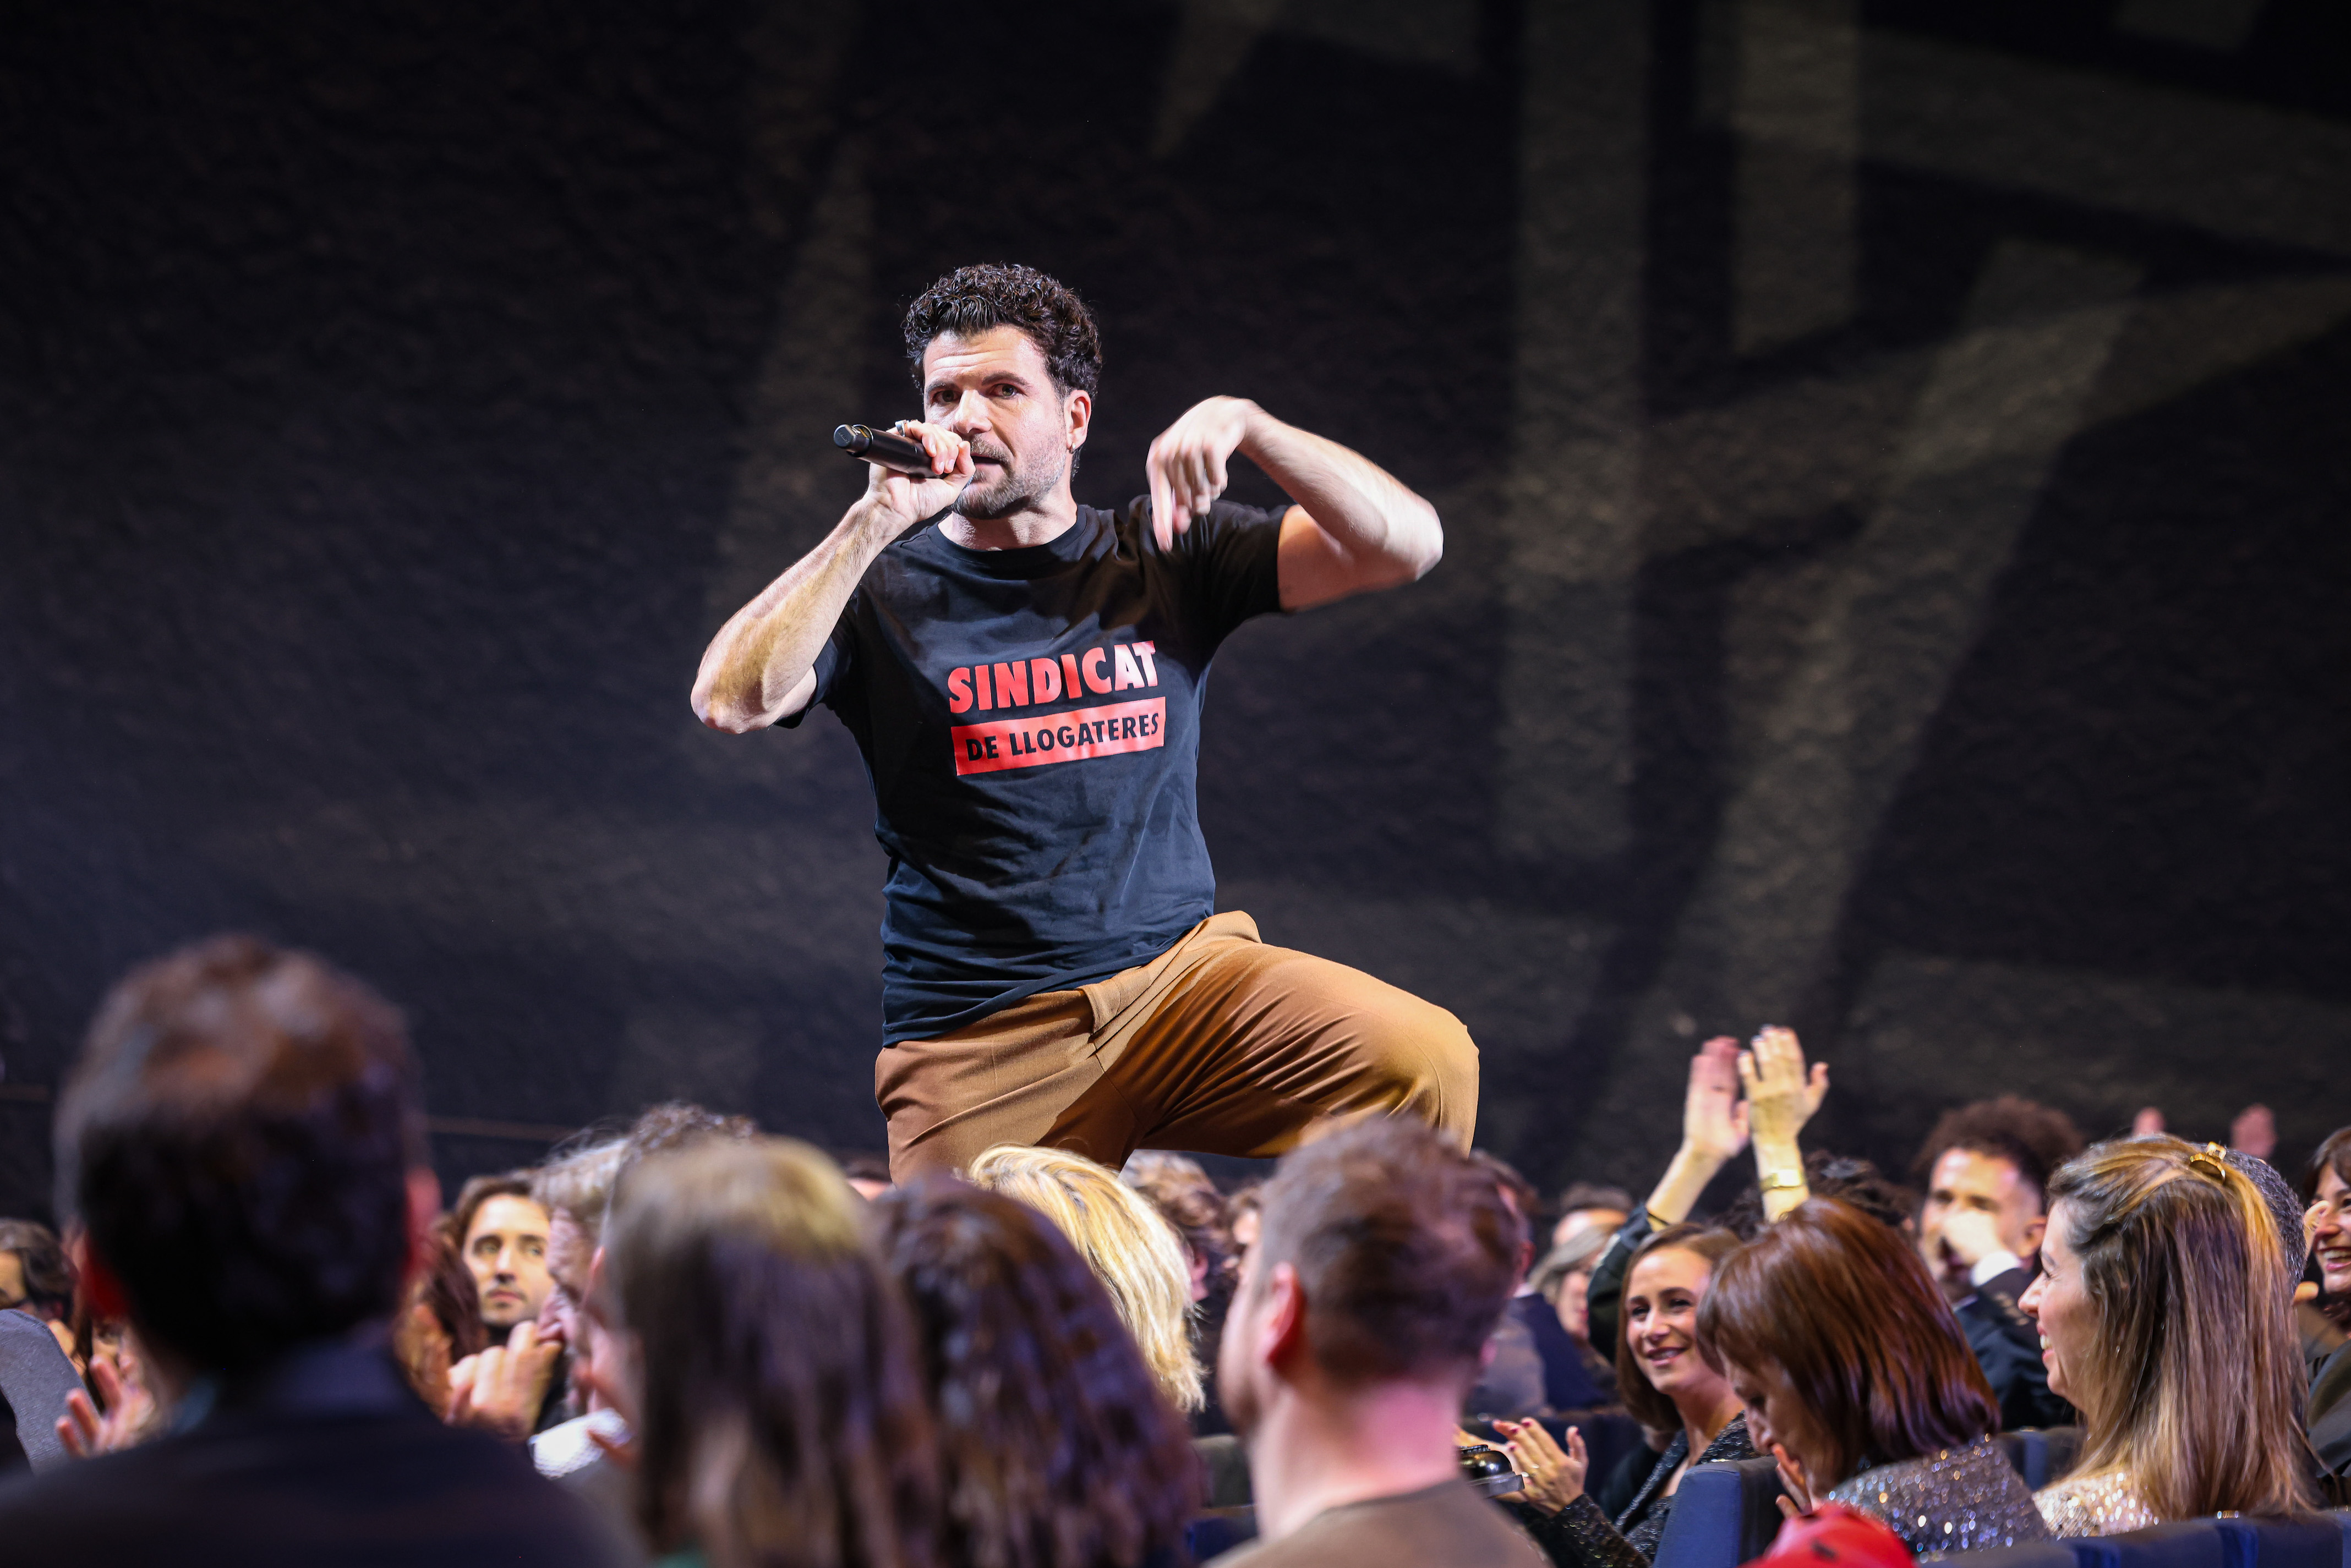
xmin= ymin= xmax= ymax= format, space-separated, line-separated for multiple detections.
xmin=954 ymin=446 xmax=1067 ymax=522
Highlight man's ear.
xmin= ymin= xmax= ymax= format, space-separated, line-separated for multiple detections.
xmin=68 ymin=1230 xmax=131 ymax=1321
xmin=2019 ymin=1211 xmax=2047 ymax=1257
xmin=1065 ymin=387 xmax=1092 ymax=451
xmin=1259 ymin=1261 xmax=1307 ymax=1368
xmin=404 ymin=1166 xmax=444 ymax=1284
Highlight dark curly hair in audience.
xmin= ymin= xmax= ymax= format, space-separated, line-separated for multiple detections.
xmin=1720 ymin=1151 xmax=1915 ymax=1240
xmin=903 ymin=263 xmax=1102 ymax=396
xmin=0 ymin=1220 xmax=74 ymax=1319
xmin=610 ymin=1137 xmax=939 ymax=1568
xmin=57 ymin=934 xmax=423 ymax=1373
xmin=1699 ymin=1198 xmax=1998 ymax=1485
xmin=875 ymin=1178 xmax=1200 ymax=1568
xmin=1912 ymin=1096 xmax=2084 ymax=1211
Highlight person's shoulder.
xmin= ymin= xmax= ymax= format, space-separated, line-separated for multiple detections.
xmin=1210 ymin=1481 xmax=1545 ymax=1567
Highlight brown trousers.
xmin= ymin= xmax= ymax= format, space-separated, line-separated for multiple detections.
xmin=876 ymin=911 xmax=1479 ymax=1178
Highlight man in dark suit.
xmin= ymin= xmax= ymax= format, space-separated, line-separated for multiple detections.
xmin=1912 ymin=1098 xmax=2083 ymax=1432
xmin=0 ymin=935 xmax=629 ymax=1567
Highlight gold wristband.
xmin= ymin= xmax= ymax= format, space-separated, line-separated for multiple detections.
xmin=1758 ymin=1169 xmax=1807 ymax=1193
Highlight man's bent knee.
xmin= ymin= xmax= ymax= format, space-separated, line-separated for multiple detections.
xmin=1352 ymin=997 xmax=1479 ymax=1147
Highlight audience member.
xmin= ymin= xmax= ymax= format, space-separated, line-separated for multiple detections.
xmin=2305 ymin=1126 xmax=2351 ymax=1502
xmin=1209 ymin=1118 xmax=1545 ymax=1567
xmin=875 ymin=1177 xmax=1200 ymax=1568
xmin=1125 ymin=1150 xmax=1244 ymax=1435
xmin=391 ymin=1225 xmax=490 ymax=1416
xmin=1910 ymin=1097 xmax=2081 ymax=1429
xmin=1699 ymin=1197 xmax=2045 ymax=1556
xmin=1499 ymin=1225 xmax=1749 ymax=1568
xmin=1529 ymin=1226 xmax=1617 ymax=1403
xmin=1471 ymin=1151 xmax=1604 ymax=1418
xmin=0 ymin=934 xmax=626 ymax=1565
xmin=969 ymin=1144 xmax=1205 ymax=1413
xmin=840 ymin=1152 xmax=895 ymax=1202
xmin=603 ymin=1137 xmax=939 ymax=1568
xmin=0 ymin=1220 xmax=74 ymax=1325
xmin=447 ymin=1173 xmax=557 ymax=1335
xmin=1229 ymin=1182 xmax=1265 ymax=1262
xmin=1588 ymin=1031 xmax=1826 ymax=1361
xmin=1551 ymin=1186 xmax=1633 ymax=1254
xmin=2022 ymin=1136 xmax=2315 ymax=1534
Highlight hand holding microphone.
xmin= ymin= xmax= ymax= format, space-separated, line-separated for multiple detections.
xmin=838 ymin=419 xmax=970 ymax=534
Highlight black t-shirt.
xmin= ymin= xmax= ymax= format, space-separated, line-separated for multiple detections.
xmin=786 ymin=496 xmax=1285 ymax=1043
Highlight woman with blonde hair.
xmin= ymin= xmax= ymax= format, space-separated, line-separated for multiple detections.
xmin=2021 ymin=1136 xmax=2316 ymax=1535
xmin=966 ymin=1144 xmax=1204 ymax=1412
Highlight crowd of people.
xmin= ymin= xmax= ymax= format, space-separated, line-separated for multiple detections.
xmin=0 ymin=934 xmax=2345 ymax=1568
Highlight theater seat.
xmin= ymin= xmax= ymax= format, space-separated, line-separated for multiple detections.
xmin=1651 ymin=1457 xmax=1785 ymax=1568
xmin=1961 ymin=1514 xmax=2351 ymax=1568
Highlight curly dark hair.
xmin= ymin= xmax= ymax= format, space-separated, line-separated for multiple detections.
xmin=903 ymin=263 xmax=1102 ymax=395
xmin=1720 ymin=1150 xmax=1916 ymax=1240
xmin=1912 ymin=1095 xmax=2085 ymax=1211
xmin=0 ymin=1219 xmax=74 ymax=1318
xmin=57 ymin=934 xmax=423 ymax=1373
xmin=874 ymin=1178 xmax=1200 ymax=1568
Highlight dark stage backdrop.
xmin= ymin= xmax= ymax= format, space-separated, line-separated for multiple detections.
xmin=4 ymin=1 xmax=2347 ymax=1218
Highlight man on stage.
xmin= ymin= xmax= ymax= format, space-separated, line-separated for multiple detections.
xmin=692 ymin=262 xmax=1475 ymax=1177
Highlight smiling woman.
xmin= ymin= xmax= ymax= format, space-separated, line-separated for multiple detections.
xmin=2306 ymin=1129 xmax=2351 ymax=1500
xmin=1501 ymin=1225 xmax=1751 ymax=1568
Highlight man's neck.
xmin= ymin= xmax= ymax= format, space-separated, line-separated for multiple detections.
xmin=1245 ymin=1375 xmax=1464 ymax=1543
xmin=937 ymin=486 xmax=1079 ymax=551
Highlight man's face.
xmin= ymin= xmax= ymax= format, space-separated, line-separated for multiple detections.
xmin=1552 ymin=1207 xmax=1627 ymax=1252
xmin=463 ymin=1194 xmax=554 ymax=1331
xmin=920 ymin=326 xmax=1087 ymax=522
xmin=1216 ymin=1244 xmax=1273 ymax=1443
xmin=1918 ymin=1148 xmax=2043 ymax=1291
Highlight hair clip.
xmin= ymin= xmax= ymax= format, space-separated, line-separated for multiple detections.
xmin=2186 ymin=1143 xmax=2232 ymax=1184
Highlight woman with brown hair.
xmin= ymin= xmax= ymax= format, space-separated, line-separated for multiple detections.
xmin=2021 ymin=1136 xmax=2316 ymax=1534
xmin=1496 ymin=1224 xmax=1753 ymax=1568
xmin=2305 ymin=1126 xmax=2351 ymax=1501
xmin=873 ymin=1178 xmax=1201 ymax=1568
xmin=1697 ymin=1197 xmax=2046 ymax=1557
xmin=605 ymin=1137 xmax=941 ymax=1568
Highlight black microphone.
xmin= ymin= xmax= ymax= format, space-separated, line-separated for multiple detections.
xmin=834 ymin=423 xmax=936 ymax=475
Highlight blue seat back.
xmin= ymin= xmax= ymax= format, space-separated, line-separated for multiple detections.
xmin=1653 ymin=1457 xmax=1785 ymax=1568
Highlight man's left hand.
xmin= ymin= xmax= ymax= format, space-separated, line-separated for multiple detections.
xmin=1146 ymin=397 xmax=1257 ymax=551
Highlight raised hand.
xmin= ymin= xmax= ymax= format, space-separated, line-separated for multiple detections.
xmin=1739 ymin=1027 xmax=1827 ymax=1151
xmin=1495 ymin=1418 xmax=1587 ymax=1515
xmin=1146 ymin=397 xmax=1257 ymax=551
xmin=55 ymin=1354 xmax=154 ymax=1459
xmin=1771 ymin=1440 xmax=1820 ymax=1521
xmin=1683 ymin=1037 xmax=1752 ymax=1165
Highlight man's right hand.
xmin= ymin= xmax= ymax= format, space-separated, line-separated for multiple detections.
xmin=860 ymin=420 xmax=972 ymax=535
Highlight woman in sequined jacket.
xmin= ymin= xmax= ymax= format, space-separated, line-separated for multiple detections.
xmin=1494 ymin=1224 xmax=1752 ymax=1568
xmin=2019 ymin=1136 xmax=2316 ymax=1536
xmin=1698 ymin=1198 xmax=2049 ymax=1558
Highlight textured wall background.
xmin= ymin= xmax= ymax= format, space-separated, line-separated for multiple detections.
xmin=3 ymin=0 xmax=2346 ymax=1217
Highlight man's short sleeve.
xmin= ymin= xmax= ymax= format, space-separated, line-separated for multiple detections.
xmin=774 ymin=600 xmax=858 ymax=728
xmin=1164 ymin=498 xmax=1285 ymax=647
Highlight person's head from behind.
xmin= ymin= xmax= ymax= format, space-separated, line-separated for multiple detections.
xmin=445 ymin=1173 xmax=553 ymax=1333
xmin=2304 ymin=1127 xmax=2351 ymax=1305
xmin=2020 ymin=1136 xmax=2312 ymax=1520
xmin=874 ymin=1178 xmax=1199 ymax=1568
xmin=1470 ymin=1149 xmax=1540 ymax=1287
xmin=606 ymin=1137 xmax=937 ymax=1568
xmin=1123 ymin=1149 xmax=1235 ymax=1303
xmin=1699 ymin=1198 xmax=1997 ymax=1491
xmin=1216 ymin=1118 xmax=1518 ymax=1443
xmin=966 ymin=1143 xmax=1202 ymax=1412
xmin=0 ymin=1219 xmax=73 ymax=1320
xmin=1912 ymin=1096 xmax=2082 ymax=1297
xmin=902 ymin=263 xmax=1099 ymax=522
xmin=1614 ymin=1225 xmax=1742 ymax=1438
xmin=55 ymin=934 xmax=430 ymax=1386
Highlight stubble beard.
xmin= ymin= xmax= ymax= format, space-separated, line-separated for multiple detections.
xmin=954 ymin=442 xmax=1067 ymax=522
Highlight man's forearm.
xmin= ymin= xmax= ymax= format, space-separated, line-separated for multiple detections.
xmin=692 ymin=501 xmax=898 ymax=732
xmin=1241 ymin=407 xmax=1442 ymax=583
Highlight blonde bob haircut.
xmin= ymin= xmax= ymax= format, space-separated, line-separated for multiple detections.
xmin=966 ymin=1144 xmax=1204 ymax=1412
xmin=2044 ymin=1136 xmax=2315 ymax=1521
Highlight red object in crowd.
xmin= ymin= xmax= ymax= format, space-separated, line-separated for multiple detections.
xmin=1746 ymin=1503 xmax=1918 ymax=1568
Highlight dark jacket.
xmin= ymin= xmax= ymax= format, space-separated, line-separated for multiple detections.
xmin=2308 ymin=1339 xmax=2351 ymax=1501
xmin=0 ymin=1338 xmax=630 ymax=1568
xmin=1953 ymin=1265 xmax=2074 ymax=1431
